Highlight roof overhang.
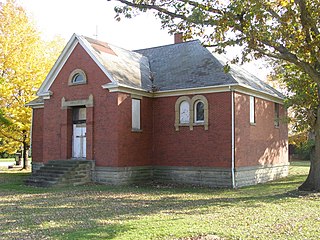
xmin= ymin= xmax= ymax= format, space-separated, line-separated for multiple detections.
xmin=25 ymin=97 xmax=44 ymax=109
xmin=102 ymin=82 xmax=153 ymax=97
xmin=102 ymin=82 xmax=284 ymax=104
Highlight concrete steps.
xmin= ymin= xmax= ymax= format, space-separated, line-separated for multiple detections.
xmin=25 ymin=160 xmax=93 ymax=187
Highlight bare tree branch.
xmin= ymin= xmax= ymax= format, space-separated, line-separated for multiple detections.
xmin=113 ymin=0 xmax=188 ymax=20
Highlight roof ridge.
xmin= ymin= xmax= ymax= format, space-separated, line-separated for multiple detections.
xmin=134 ymin=39 xmax=200 ymax=52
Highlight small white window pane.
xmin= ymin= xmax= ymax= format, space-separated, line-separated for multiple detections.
xmin=132 ymin=99 xmax=140 ymax=129
xmin=179 ymin=101 xmax=190 ymax=123
xmin=250 ymin=96 xmax=255 ymax=123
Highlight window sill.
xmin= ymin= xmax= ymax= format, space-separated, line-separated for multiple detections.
xmin=132 ymin=129 xmax=143 ymax=133
xmin=250 ymin=122 xmax=256 ymax=126
xmin=68 ymin=82 xmax=87 ymax=86
xmin=175 ymin=122 xmax=208 ymax=131
xmin=193 ymin=122 xmax=205 ymax=126
xmin=177 ymin=123 xmax=190 ymax=127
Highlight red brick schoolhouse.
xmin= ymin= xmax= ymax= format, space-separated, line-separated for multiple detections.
xmin=27 ymin=34 xmax=288 ymax=188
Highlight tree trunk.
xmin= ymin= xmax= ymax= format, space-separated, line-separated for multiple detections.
xmin=299 ymin=89 xmax=320 ymax=192
xmin=298 ymin=146 xmax=315 ymax=191
xmin=21 ymin=130 xmax=29 ymax=170
xmin=22 ymin=141 xmax=28 ymax=169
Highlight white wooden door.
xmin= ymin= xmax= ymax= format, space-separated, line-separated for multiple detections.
xmin=72 ymin=124 xmax=86 ymax=159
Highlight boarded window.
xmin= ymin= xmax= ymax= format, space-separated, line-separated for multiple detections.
xmin=132 ymin=99 xmax=141 ymax=130
xmin=73 ymin=107 xmax=86 ymax=123
xmin=274 ymin=103 xmax=280 ymax=127
xmin=250 ymin=96 xmax=255 ymax=124
xmin=179 ymin=100 xmax=190 ymax=124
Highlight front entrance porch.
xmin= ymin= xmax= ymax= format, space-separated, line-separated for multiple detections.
xmin=25 ymin=160 xmax=94 ymax=187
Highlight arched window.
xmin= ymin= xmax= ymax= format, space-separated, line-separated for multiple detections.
xmin=194 ymin=100 xmax=204 ymax=123
xmin=175 ymin=95 xmax=208 ymax=131
xmin=175 ymin=96 xmax=191 ymax=131
xmin=191 ymin=95 xmax=208 ymax=130
xmin=68 ymin=69 xmax=87 ymax=85
xmin=180 ymin=100 xmax=190 ymax=124
xmin=72 ymin=73 xmax=85 ymax=83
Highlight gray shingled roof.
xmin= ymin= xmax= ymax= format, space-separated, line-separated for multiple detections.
xmin=135 ymin=40 xmax=283 ymax=98
xmin=81 ymin=37 xmax=283 ymax=99
xmin=84 ymin=36 xmax=153 ymax=91
xmin=135 ymin=40 xmax=236 ymax=90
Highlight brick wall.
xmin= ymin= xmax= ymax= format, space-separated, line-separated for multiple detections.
xmin=41 ymin=43 xmax=119 ymax=166
xmin=117 ymin=94 xmax=153 ymax=167
xmin=234 ymin=92 xmax=288 ymax=167
xmin=31 ymin=108 xmax=44 ymax=163
xmin=153 ymin=92 xmax=232 ymax=168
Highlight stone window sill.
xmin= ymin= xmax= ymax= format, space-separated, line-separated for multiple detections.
xmin=132 ymin=129 xmax=143 ymax=133
xmin=68 ymin=82 xmax=87 ymax=86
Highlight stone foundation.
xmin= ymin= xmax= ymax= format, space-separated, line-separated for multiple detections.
xmin=235 ymin=163 xmax=290 ymax=188
xmin=92 ymin=166 xmax=232 ymax=187
xmin=93 ymin=166 xmax=153 ymax=185
xmin=32 ymin=162 xmax=290 ymax=188
xmin=153 ymin=166 xmax=232 ymax=187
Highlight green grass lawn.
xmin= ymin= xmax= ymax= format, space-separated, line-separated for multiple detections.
xmin=0 ymin=161 xmax=319 ymax=240
xmin=0 ymin=158 xmax=15 ymax=162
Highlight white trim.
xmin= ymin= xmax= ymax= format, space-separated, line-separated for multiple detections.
xmin=28 ymin=105 xmax=44 ymax=109
xmin=131 ymin=94 xmax=143 ymax=100
xmin=102 ymin=82 xmax=153 ymax=97
xmin=235 ymin=85 xmax=283 ymax=104
xmin=25 ymin=102 xmax=44 ymax=107
xmin=102 ymin=83 xmax=284 ymax=105
xmin=153 ymin=84 xmax=238 ymax=98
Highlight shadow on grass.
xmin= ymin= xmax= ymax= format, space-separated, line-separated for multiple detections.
xmin=0 ymin=166 xmax=316 ymax=239
xmin=55 ymin=223 xmax=134 ymax=240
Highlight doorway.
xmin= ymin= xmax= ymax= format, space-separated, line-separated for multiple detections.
xmin=72 ymin=107 xmax=86 ymax=159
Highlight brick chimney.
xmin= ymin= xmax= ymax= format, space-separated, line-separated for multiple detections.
xmin=174 ymin=33 xmax=183 ymax=44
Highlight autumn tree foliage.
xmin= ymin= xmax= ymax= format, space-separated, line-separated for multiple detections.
xmin=112 ymin=0 xmax=320 ymax=191
xmin=0 ymin=0 xmax=63 ymax=168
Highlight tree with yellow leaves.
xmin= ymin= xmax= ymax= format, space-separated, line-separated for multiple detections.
xmin=0 ymin=0 xmax=63 ymax=169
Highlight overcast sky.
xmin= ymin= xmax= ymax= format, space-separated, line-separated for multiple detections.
xmin=19 ymin=0 xmax=270 ymax=79
xmin=21 ymin=0 xmax=173 ymax=49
